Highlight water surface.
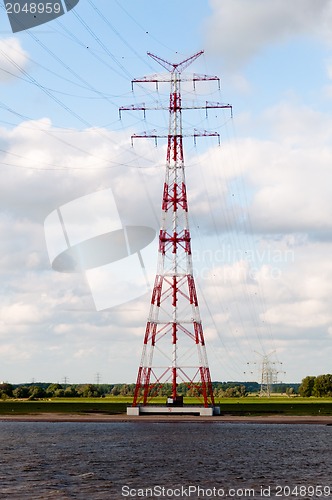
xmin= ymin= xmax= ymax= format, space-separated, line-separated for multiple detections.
xmin=0 ymin=422 xmax=330 ymax=499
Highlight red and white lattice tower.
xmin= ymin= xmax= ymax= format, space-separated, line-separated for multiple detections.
xmin=121 ymin=51 xmax=232 ymax=411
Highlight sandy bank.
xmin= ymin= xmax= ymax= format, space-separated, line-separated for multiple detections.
xmin=0 ymin=413 xmax=331 ymax=424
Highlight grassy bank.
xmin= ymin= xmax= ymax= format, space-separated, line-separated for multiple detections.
xmin=1 ymin=397 xmax=332 ymax=417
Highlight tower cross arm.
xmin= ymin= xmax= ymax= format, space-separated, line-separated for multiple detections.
xmin=192 ymin=129 xmax=221 ymax=146
xmin=130 ymin=130 xmax=161 ymax=146
xmin=182 ymin=101 xmax=232 ymax=114
xmin=120 ymin=101 xmax=233 ymax=119
xmin=119 ymin=102 xmax=169 ymax=115
xmin=130 ymin=51 xmax=207 ymax=89
xmin=119 ymin=102 xmax=147 ymax=119
xmin=131 ymin=129 xmax=221 ymax=147
xmin=147 ymin=50 xmax=204 ymax=73
xmin=192 ymin=73 xmax=220 ymax=82
xmin=205 ymin=101 xmax=233 ymax=111
xmin=132 ymin=73 xmax=174 ymax=86
xmin=131 ymin=73 xmax=222 ymax=87
xmin=180 ymin=101 xmax=233 ymax=119
xmin=206 ymin=101 xmax=233 ymax=118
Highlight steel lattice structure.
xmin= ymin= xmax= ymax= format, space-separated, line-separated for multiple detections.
xmin=259 ymin=352 xmax=285 ymax=398
xmin=121 ymin=51 xmax=232 ymax=408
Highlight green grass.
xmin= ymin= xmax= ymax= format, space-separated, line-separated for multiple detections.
xmin=0 ymin=400 xmax=128 ymax=415
xmin=0 ymin=397 xmax=332 ymax=416
xmin=216 ymin=398 xmax=332 ymax=416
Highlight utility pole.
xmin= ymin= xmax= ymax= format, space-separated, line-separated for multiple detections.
xmin=121 ymin=51 xmax=232 ymax=415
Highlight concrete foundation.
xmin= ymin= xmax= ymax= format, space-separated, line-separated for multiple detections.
xmin=126 ymin=407 xmax=140 ymax=416
xmin=127 ymin=406 xmax=220 ymax=416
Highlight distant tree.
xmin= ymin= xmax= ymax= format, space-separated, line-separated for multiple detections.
xmin=46 ymin=384 xmax=63 ymax=397
xmin=216 ymin=389 xmax=225 ymax=399
xmin=177 ymin=383 xmax=188 ymax=396
xmin=239 ymin=385 xmax=248 ymax=397
xmin=286 ymin=387 xmax=295 ymax=397
xmin=13 ymin=386 xmax=30 ymax=399
xmin=76 ymin=384 xmax=100 ymax=398
xmin=0 ymin=383 xmax=13 ymax=399
xmin=127 ymin=384 xmax=136 ymax=396
xmin=186 ymin=386 xmax=200 ymax=398
xmin=64 ymin=386 xmax=78 ymax=397
xmin=313 ymin=374 xmax=332 ymax=397
xmin=97 ymin=384 xmax=111 ymax=397
xmin=120 ymin=384 xmax=130 ymax=396
xmin=224 ymin=387 xmax=237 ymax=398
xmin=299 ymin=376 xmax=316 ymax=397
xmin=28 ymin=385 xmax=46 ymax=400
xmin=223 ymin=385 xmax=247 ymax=398
xmin=54 ymin=389 xmax=65 ymax=397
xmin=111 ymin=385 xmax=121 ymax=396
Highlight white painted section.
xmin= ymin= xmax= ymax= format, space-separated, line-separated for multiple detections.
xmin=127 ymin=407 xmax=140 ymax=416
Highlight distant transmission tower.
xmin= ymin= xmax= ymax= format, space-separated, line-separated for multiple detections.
xmin=121 ymin=51 xmax=232 ymax=415
xmin=255 ymin=351 xmax=284 ymax=397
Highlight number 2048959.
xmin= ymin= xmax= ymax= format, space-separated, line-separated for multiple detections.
xmin=5 ymin=3 xmax=62 ymax=15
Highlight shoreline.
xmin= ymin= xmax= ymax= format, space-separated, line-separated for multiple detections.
xmin=0 ymin=413 xmax=331 ymax=424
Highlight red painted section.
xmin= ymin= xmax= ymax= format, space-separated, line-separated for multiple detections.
xmin=184 ymin=229 xmax=191 ymax=254
xmin=151 ymin=275 xmax=163 ymax=305
xmin=172 ymin=276 xmax=177 ymax=307
xmin=143 ymin=323 xmax=151 ymax=344
xmin=151 ymin=323 xmax=157 ymax=346
xmin=181 ymin=183 xmax=188 ymax=211
xmin=132 ymin=366 xmax=143 ymax=406
xmin=162 ymin=183 xmax=169 ymax=211
xmin=188 ymin=275 xmax=198 ymax=306
xmin=172 ymin=367 xmax=177 ymax=399
xmin=199 ymin=367 xmax=208 ymax=407
xmin=143 ymin=367 xmax=152 ymax=404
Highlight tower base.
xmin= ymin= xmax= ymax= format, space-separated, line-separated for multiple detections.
xmin=127 ymin=406 xmax=220 ymax=416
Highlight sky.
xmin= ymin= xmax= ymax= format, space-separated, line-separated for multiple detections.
xmin=1 ymin=0 xmax=332 ymax=385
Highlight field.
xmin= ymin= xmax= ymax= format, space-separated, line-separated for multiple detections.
xmin=1 ymin=396 xmax=332 ymax=416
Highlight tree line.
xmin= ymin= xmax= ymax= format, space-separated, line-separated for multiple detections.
xmin=298 ymin=374 xmax=332 ymax=397
xmin=0 ymin=380 xmax=303 ymax=400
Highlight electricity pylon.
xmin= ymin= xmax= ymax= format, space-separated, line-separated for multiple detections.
xmin=254 ymin=351 xmax=284 ymax=397
xmin=120 ymin=51 xmax=232 ymax=409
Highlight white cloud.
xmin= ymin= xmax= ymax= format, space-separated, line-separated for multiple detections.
xmin=0 ymin=118 xmax=162 ymax=221
xmin=0 ymin=118 xmax=164 ymax=382
xmin=205 ymin=0 xmax=332 ymax=68
xmin=0 ymin=38 xmax=29 ymax=82
xmin=198 ymin=237 xmax=332 ymax=381
xmin=0 ymin=302 xmax=45 ymax=325
xmin=188 ymin=101 xmax=332 ymax=236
